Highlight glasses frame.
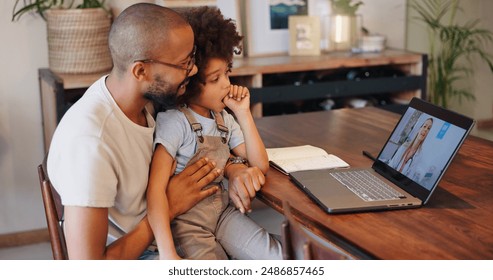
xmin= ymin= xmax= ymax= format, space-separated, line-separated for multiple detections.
xmin=134 ymin=45 xmax=196 ymax=76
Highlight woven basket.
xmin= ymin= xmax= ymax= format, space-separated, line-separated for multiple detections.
xmin=46 ymin=8 xmax=112 ymax=74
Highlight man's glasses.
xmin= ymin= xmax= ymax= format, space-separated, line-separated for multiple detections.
xmin=134 ymin=45 xmax=196 ymax=76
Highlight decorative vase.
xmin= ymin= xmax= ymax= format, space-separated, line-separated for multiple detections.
xmin=46 ymin=8 xmax=112 ymax=74
xmin=328 ymin=14 xmax=362 ymax=51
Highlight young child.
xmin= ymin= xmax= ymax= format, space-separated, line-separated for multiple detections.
xmin=146 ymin=6 xmax=282 ymax=259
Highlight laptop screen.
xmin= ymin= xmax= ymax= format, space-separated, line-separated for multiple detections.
xmin=373 ymin=98 xmax=474 ymax=203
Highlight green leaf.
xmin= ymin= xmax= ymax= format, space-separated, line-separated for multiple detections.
xmin=410 ymin=0 xmax=493 ymax=107
xmin=11 ymin=0 xmax=106 ymax=21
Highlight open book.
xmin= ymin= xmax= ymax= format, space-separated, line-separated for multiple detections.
xmin=266 ymin=145 xmax=349 ymax=175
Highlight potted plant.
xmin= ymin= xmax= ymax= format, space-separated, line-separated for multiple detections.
xmin=331 ymin=0 xmax=363 ymax=15
xmin=12 ymin=0 xmax=113 ymax=74
xmin=328 ymin=0 xmax=364 ymax=51
xmin=410 ymin=0 xmax=493 ymax=108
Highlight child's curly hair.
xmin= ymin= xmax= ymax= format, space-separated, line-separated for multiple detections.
xmin=178 ymin=6 xmax=243 ymax=105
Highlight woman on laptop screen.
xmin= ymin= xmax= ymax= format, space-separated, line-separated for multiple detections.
xmin=380 ymin=107 xmax=469 ymax=191
xmin=388 ymin=118 xmax=433 ymax=174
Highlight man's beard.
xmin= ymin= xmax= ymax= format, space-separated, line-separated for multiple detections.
xmin=143 ymin=75 xmax=183 ymax=112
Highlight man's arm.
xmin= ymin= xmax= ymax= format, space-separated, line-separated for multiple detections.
xmin=63 ymin=158 xmax=221 ymax=259
xmin=64 ymin=206 xmax=154 ymax=260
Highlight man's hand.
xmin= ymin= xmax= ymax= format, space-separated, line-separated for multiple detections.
xmin=166 ymin=158 xmax=221 ymax=219
xmin=225 ymin=163 xmax=265 ymax=214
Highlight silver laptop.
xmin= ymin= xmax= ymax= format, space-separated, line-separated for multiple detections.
xmin=289 ymin=98 xmax=475 ymax=213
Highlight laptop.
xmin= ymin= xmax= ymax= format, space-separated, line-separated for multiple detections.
xmin=289 ymin=97 xmax=475 ymax=213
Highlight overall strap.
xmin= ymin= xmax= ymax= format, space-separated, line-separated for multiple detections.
xmin=179 ymin=107 xmax=229 ymax=144
xmin=179 ymin=106 xmax=204 ymax=143
xmin=212 ymin=111 xmax=229 ymax=144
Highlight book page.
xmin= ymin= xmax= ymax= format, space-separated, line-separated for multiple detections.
xmin=267 ymin=145 xmax=349 ymax=173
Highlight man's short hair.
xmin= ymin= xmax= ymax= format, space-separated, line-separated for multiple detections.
xmin=108 ymin=3 xmax=188 ymax=75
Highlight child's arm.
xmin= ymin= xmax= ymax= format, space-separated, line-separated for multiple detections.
xmin=146 ymin=144 xmax=181 ymax=260
xmin=223 ymin=85 xmax=269 ymax=174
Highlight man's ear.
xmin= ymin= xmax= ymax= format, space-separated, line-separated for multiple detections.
xmin=132 ymin=62 xmax=147 ymax=81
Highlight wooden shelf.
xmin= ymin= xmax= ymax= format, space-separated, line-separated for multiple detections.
xmin=39 ymin=49 xmax=427 ymax=152
xmin=231 ymin=49 xmax=424 ymax=76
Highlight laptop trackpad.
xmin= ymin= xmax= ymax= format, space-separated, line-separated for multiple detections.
xmin=291 ymin=169 xmax=365 ymax=213
xmin=291 ymin=169 xmax=354 ymax=198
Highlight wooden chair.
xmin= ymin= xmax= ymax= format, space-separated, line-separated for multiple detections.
xmin=281 ymin=201 xmax=353 ymax=260
xmin=38 ymin=158 xmax=68 ymax=260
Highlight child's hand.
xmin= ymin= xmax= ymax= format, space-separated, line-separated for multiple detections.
xmin=223 ymin=85 xmax=250 ymax=115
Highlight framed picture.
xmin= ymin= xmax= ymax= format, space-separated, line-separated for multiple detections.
xmin=243 ymin=0 xmax=317 ymax=57
xmin=289 ymin=16 xmax=320 ymax=56
xmin=242 ymin=0 xmax=329 ymax=57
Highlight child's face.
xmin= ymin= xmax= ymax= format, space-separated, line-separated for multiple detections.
xmin=192 ymin=58 xmax=231 ymax=113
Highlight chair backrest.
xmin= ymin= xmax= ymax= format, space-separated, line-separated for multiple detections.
xmin=38 ymin=159 xmax=68 ymax=260
xmin=281 ymin=201 xmax=354 ymax=260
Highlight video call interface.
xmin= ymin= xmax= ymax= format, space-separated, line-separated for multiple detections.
xmin=378 ymin=107 xmax=467 ymax=190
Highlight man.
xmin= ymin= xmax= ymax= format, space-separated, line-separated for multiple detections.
xmin=47 ymin=3 xmax=265 ymax=260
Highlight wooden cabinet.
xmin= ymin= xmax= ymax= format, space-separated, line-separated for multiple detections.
xmin=39 ymin=49 xmax=427 ymax=152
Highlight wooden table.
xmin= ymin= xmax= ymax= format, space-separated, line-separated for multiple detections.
xmin=254 ymin=107 xmax=493 ymax=259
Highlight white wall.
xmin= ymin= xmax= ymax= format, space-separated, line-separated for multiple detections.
xmin=470 ymin=0 xmax=493 ymax=120
xmin=0 ymin=1 xmax=49 ymax=234
xmin=358 ymin=0 xmax=407 ymax=49
xmin=1 ymin=0 xmax=492 ymax=235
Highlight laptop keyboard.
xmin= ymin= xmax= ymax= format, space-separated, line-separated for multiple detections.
xmin=330 ymin=170 xmax=406 ymax=202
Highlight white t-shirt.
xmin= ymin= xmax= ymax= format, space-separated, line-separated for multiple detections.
xmin=47 ymin=76 xmax=155 ymax=244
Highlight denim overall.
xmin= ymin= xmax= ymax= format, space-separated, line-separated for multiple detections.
xmin=171 ymin=107 xmax=282 ymax=260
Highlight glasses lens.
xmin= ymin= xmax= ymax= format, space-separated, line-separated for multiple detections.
xmin=191 ymin=46 xmax=197 ymax=66
xmin=187 ymin=58 xmax=194 ymax=71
